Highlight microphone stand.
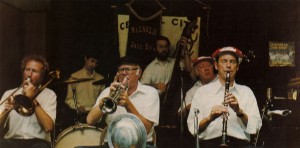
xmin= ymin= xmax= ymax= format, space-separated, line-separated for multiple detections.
xmin=255 ymin=88 xmax=272 ymax=147
xmin=179 ymin=67 xmax=184 ymax=148
xmin=194 ymin=109 xmax=200 ymax=148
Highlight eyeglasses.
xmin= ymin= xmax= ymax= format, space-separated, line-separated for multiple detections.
xmin=118 ymin=67 xmax=140 ymax=74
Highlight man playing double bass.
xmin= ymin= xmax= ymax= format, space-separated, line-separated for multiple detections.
xmin=140 ymin=35 xmax=192 ymax=127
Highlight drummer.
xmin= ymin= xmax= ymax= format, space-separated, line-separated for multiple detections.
xmin=83 ymin=56 xmax=160 ymax=148
xmin=65 ymin=49 xmax=105 ymax=123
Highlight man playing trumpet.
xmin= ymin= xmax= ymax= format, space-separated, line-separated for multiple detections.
xmin=0 ymin=55 xmax=57 ymax=148
xmin=86 ymin=56 xmax=160 ymax=148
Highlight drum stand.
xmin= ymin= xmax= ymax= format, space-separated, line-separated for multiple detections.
xmin=71 ymin=84 xmax=82 ymax=125
xmin=71 ymin=84 xmax=82 ymax=124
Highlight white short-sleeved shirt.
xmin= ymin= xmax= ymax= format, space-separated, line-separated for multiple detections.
xmin=140 ymin=58 xmax=175 ymax=93
xmin=178 ymin=76 xmax=218 ymax=112
xmin=187 ymin=79 xmax=262 ymax=141
xmin=0 ymin=87 xmax=57 ymax=142
xmin=94 ymin=81 xmax=160 ymax=142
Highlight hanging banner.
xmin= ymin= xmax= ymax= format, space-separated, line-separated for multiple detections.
xmin=118 ymin=15 xmax=200 ymax=60
xmin=269 ymin=41 xmax=296 ymax=67
xmin=125 ymin=12 xmax=161 ymax=68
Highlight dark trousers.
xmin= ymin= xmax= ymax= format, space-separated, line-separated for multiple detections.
xmin=0 ymin=138 xmax=50 ymax=148
xmin=200 ymin=136 xmax=251 ymax=148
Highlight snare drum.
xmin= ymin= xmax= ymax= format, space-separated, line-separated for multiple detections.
xmin=55 ymin=124 xmax=102 ymax=148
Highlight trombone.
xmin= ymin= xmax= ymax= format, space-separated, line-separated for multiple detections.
xmin=0 ymin=70 xmax=60 ymax=119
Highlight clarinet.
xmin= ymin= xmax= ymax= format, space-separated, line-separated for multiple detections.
xmin=220 ymin=71 xmax=230 ymax=147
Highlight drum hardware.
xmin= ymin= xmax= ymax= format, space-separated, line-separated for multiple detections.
xmin=58 ymin=77 xmax=94 ymax=84
xmin=58 ymin=77 xmax=95 ymax=124
xmin=54 ymin=123 xmax=103 ymax=148
xmin=92 ymin=78 xmax=109 ymax=85
xmin=254 ymin=88 xmax=292 ymax=147
xmin=287 ymin=77 xmax=300 ymax=88
xmin=287 ymin=77 xmax=300 ymax=101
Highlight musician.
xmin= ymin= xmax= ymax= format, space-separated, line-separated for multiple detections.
xmin=187 ymin=47 xmax=262 ymax=147
xmin=85 ymin=56 xmax=159 ymax=148
xmin=140 ymin=35 xmax=192 ymax=95
xmin=65 ymin=50 xmax=105 ymax=123
xmin=0 ymin=55 xmax=57 ymax=148
xmin=178 ymin=56 xmax=217 ymax=118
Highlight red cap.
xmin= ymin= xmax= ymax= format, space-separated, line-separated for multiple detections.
xmin=212 ymin=46 xmax=243 ymax=63
xmin=192 ymin=56 xmax=214 ymax=66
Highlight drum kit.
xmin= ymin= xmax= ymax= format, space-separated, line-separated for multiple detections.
xmin=53 ymin=78 xmax=147 ymax=148
xmin=53 ymin=77 xmax=103 ymax=148
xmin=287 ymin=77 xmax=300 ymax=100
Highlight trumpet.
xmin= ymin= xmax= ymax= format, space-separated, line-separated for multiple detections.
xmin=0 ymin=70 xmax=60 ymax=118
xmin=100 ymin=77 xmax=128 ymax=114
xmin=220 ymin=71 xmax=230 ymax=147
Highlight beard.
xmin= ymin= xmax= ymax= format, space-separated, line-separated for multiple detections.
xmin=156 ymin=51 xmax=170 ymax=61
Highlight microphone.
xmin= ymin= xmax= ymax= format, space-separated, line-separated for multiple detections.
xmin=194 ymin=108 xmax=200 ymax=148
xmin=194 ymin=108 xmax=200 ymax=135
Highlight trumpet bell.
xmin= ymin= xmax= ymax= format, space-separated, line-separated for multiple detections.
xmin=14 ymin=95 xmax=34 ymax=116
xmin=107 ymin=113 xmax=147 ymax=148
xmin=101 ymin=97 xmax=117 ymax=114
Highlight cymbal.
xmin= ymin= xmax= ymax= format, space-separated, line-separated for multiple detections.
xmin=92 ymin=78 xmax=108 ymax=85
xmin=59 ymin=78 xmax=94 ymax=84
xmin=288 ymin=77 xmax=300 ymax=88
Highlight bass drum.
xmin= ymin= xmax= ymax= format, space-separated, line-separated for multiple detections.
xmin=55 ymin=124 xmax=102 ymax=148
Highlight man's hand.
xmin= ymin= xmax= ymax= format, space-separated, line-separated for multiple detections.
xmin=224 ymin=92 xmax=240 ymax=113
xmin=117 ymin=90 xmax=131 ymax=108
xmin=208 ymin=105 xmax=228 ymax=121
xmin=4 ymin=96 xmax=14 ymax=111
xmin=78 ymin=106 xmax=87 ymax=113
xmin=22 ymin=79 xmax=37 ymax=99
xmin=155 ymin=82 xmax=167 ymax=93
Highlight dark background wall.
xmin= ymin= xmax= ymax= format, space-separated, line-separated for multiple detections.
xmin=0 ymin=0 xmax=300 ymax=146
xmin=45 ymin=0 xmax=300 ymax=106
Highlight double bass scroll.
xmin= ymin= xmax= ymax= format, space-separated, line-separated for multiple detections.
xmin=162 ymin=17 xmax=198 ymax=105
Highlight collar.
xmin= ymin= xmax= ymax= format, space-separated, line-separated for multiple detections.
xmin=153 ymin=57 xmax=172 ymax=64
xmin=82 ymin=68 xmax=94 ymax=77
xmin=130 ymin=81 xmax=146 ymax=96
xmin=198 ymin=75 xmax=219 ymax=86
xmin=213 ymin=77 xmax=240 ymax=95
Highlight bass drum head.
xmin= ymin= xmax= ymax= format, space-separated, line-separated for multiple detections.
xmin=107 ymin=113 xmax=147 ymax=148
xmin=55 ymin=124 xmax=102 ymax=148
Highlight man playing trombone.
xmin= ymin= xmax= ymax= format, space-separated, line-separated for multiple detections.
xmin=187 ymin=47 xmax=262 ymax=147
xmin=0 ymin=55 xmax=57 ymax=148
xmin=85 ymin=56 xmax=160 ymax=148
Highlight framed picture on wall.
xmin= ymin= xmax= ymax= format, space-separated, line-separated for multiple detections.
xmin=269 ymin=41 xmax=296 ymax=67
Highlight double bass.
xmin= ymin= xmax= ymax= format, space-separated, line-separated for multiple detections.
xmin=160 ymin=17 xmax=198 ymax=126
